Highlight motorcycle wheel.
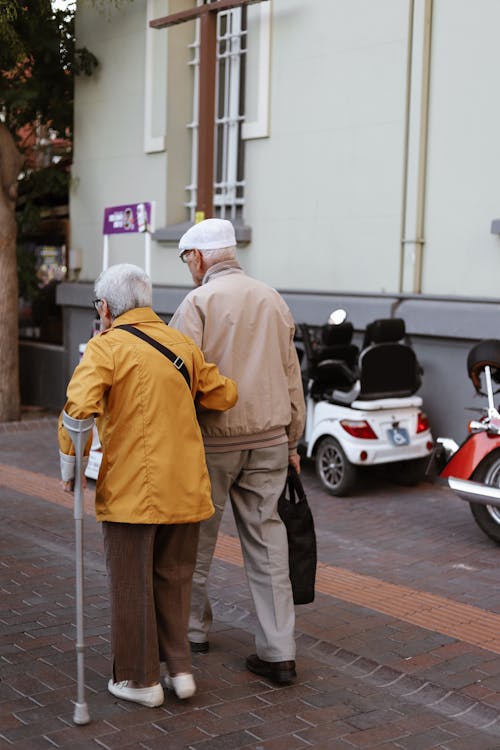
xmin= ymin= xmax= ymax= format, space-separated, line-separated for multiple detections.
xmin=315 ymin=436 xmax=358 ymax=496
xmin=470 ymin=450 xmax=500 ymax=544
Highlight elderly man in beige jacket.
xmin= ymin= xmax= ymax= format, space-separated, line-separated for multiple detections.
xmin=170 ymin=219 xmax=306 ymax=685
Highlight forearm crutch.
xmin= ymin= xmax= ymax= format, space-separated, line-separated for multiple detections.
xmin=62 ymin=412 xmax=94 ymax=725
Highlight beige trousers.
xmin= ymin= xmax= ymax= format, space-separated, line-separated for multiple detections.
xmin=189 ymin=444 xmax=296 ymax=662
xmin=103 ymin=521 xmax=199 ymax=683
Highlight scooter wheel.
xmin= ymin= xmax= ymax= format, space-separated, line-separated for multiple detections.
xmin=315 ymin=436 xmax=358 ymax=496
xmin=470 ymin=449 xmax=500 ymax=545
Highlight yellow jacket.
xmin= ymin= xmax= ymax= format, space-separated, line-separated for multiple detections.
xmin=58 ymin=307 xmax=237 ymax=524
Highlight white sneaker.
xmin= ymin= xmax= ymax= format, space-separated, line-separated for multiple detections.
xmin=163 ymin=672 xmax=196 ymax=699
xmin=108 ymin=679 xmax=164 ymax=707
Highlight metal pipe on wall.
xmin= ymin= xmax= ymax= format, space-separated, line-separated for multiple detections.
xmin=399 ymin=0 xmax=415 ymax=294
xmin=414 ymin=0 xmax=433 ymax=293
xmin=400 ymin=0 xmax=433 ymax=294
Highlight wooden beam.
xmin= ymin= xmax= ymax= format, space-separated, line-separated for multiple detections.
xmin=150 ymin=0 xmax=268 ymax=30
xmin=196 ymin=10 xmax=217 ymax=218
xmin=150 ymin=0 xmax=268 ymax=217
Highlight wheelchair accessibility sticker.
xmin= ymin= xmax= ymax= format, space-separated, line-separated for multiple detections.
xmin=387 ymin=427 xmax=410 ymax=446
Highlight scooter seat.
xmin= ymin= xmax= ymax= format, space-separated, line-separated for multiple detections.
xmin=308 ymin=356 xmax=358 ymax=403
xmin=357 ymin=342 xmax=421 ymax=399
xmin=312 ymin=324 xmax=359 ymax=371
xmin=314 ymin=359 xmax=357 ymax=389
xmin=329 ymin=383 xmax=360 ymax=405
xmin=362 ymin=318 xmax=406 ymax=349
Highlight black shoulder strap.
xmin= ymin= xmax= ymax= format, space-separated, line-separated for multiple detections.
xmin=115 ymin=324 xmax=191 ymax=390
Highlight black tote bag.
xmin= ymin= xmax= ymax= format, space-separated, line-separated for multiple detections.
xmin=278 ymin=466 xmax=317 ymax=605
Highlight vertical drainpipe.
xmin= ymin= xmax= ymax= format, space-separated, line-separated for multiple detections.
xmin=399 ymin=0 xmax=415 ymax=293
xmin=414 ymin=0 xmax=433 ymax=293
xmin=400 ymin=0 xmax=433 ymax=294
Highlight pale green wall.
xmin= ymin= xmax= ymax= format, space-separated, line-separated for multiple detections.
xmin=423 ymin=0 xmax=500 ymax=297
xmin=71 ymin=0 xmax=500 ymax=297
xmin=243 ymin=0 xmax=408 ymax=292
xmin=72 ymin=0 xmax=169 ymax=281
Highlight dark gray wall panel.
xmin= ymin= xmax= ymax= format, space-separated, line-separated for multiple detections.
xmin=51 ymin=282 xmax=499 ymax=443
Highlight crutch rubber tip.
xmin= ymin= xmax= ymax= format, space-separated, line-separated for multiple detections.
xmin=73 ymin=702 xmax=90 ymax=725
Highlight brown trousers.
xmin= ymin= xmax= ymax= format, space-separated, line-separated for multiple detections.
xmin=102 ymin=521 xmax=199 ymax=683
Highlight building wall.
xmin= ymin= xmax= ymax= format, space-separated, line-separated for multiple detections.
xmin=244 ymin=0 xmax=409 ymax=291
xmin=422 ymin=0 xmax=500 ymax=297
xmin=70 ymin=0 xmax=500 ymax=297
xmin=30 ymin=1 xmax=500 ymax=441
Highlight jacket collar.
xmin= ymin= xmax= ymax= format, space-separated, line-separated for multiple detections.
xmin=202 ymin=259 xmax=243 ymax=285
xmin=110 ymin=307 xmax=163 ymax=328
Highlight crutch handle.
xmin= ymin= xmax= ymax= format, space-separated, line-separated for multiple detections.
xmin=62 ymin=412 xmax=94 ymax=520
xmin=62 ymin=412 xmax=95 ymax=432
xmin=62 ymin=413 xmax=94 ymax=477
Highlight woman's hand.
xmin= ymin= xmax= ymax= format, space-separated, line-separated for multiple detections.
xmin=62 ymin=475 xmax=87 ymax=493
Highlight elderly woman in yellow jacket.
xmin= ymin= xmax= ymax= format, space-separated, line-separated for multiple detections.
xmin=58 ymin=263 xmax=237 ymax=709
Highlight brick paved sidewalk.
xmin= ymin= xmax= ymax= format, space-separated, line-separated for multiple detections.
xmin=2 ymin=421 xmax=500 ymax=749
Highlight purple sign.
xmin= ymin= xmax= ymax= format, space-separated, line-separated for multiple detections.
xmin=102 ymin=202 xmax=151 ymax=235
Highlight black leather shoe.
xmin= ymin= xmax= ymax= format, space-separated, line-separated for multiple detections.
xmin=189 ymin=640 xmax=209 ymax=654
xmin=246 ymin=654 xmax=297 ymax=685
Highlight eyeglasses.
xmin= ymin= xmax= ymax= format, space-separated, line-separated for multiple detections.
xmin=180 ymin=249 xmax=194 ymax=263
xmin=92 ymin=298 xmax=102 ymax=312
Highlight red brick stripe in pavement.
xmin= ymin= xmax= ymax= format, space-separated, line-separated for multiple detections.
xmin=2 ymin=461 xmax=500 ymax=656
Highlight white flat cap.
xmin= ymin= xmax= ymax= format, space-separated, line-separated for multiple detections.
xmin=178 ymin=218 xmax=236 ymax=254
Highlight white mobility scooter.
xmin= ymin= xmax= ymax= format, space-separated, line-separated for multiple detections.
xmin=297 ymin=312 xmax=434 ymax=496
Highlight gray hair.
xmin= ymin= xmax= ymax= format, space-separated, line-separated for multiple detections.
xmin=94 ymin=263 xmax=152 ymax=319
xmin=199 ymin=245 xmax=236 ymax=265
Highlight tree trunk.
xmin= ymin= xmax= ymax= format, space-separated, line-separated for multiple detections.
xmin=0 ymin=123 xmax=23 ymax=422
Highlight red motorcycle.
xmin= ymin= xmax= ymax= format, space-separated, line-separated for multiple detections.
xmin=430 ymin=339 xmax=500 ymax=544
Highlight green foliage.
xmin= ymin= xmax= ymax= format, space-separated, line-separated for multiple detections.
xmin=0 ymin=2 xmax=23 ymax=71
xmin=17 ymin=165 xmax=70 ymax=234
xmin=0 ymin=0 xmax=100 ymax=305
xmin=1 ymin=0 xmax=133 ymax=252
xmin=0 ymin=1 xmax=98 ymax=136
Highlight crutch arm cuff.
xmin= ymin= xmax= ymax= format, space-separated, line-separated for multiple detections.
xmin=60 ymin=451 xmax=75 ymax=482
xmin=59 ymin=451 xmax=89 ymax=482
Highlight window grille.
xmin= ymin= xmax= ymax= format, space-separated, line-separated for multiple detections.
xmin=186 ymin=1 xmax=247 ymax=222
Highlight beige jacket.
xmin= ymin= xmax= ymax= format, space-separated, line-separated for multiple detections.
xmin=170 ymin=262 xmax=306 ymax=453
xmin=58 ymin=307 xmax=238 ymax=523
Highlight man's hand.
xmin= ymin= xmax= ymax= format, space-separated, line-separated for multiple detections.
xmin=289 ymin=451 xmax=301 ymax=474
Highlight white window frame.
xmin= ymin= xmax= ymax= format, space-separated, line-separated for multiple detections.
xmin=242 ymin=2 xmax=271 ymax=140
xmin=186 ymin=2 xmax=247 ymax=222
xmin=185 ymin=1 xmax=272 ymax=222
